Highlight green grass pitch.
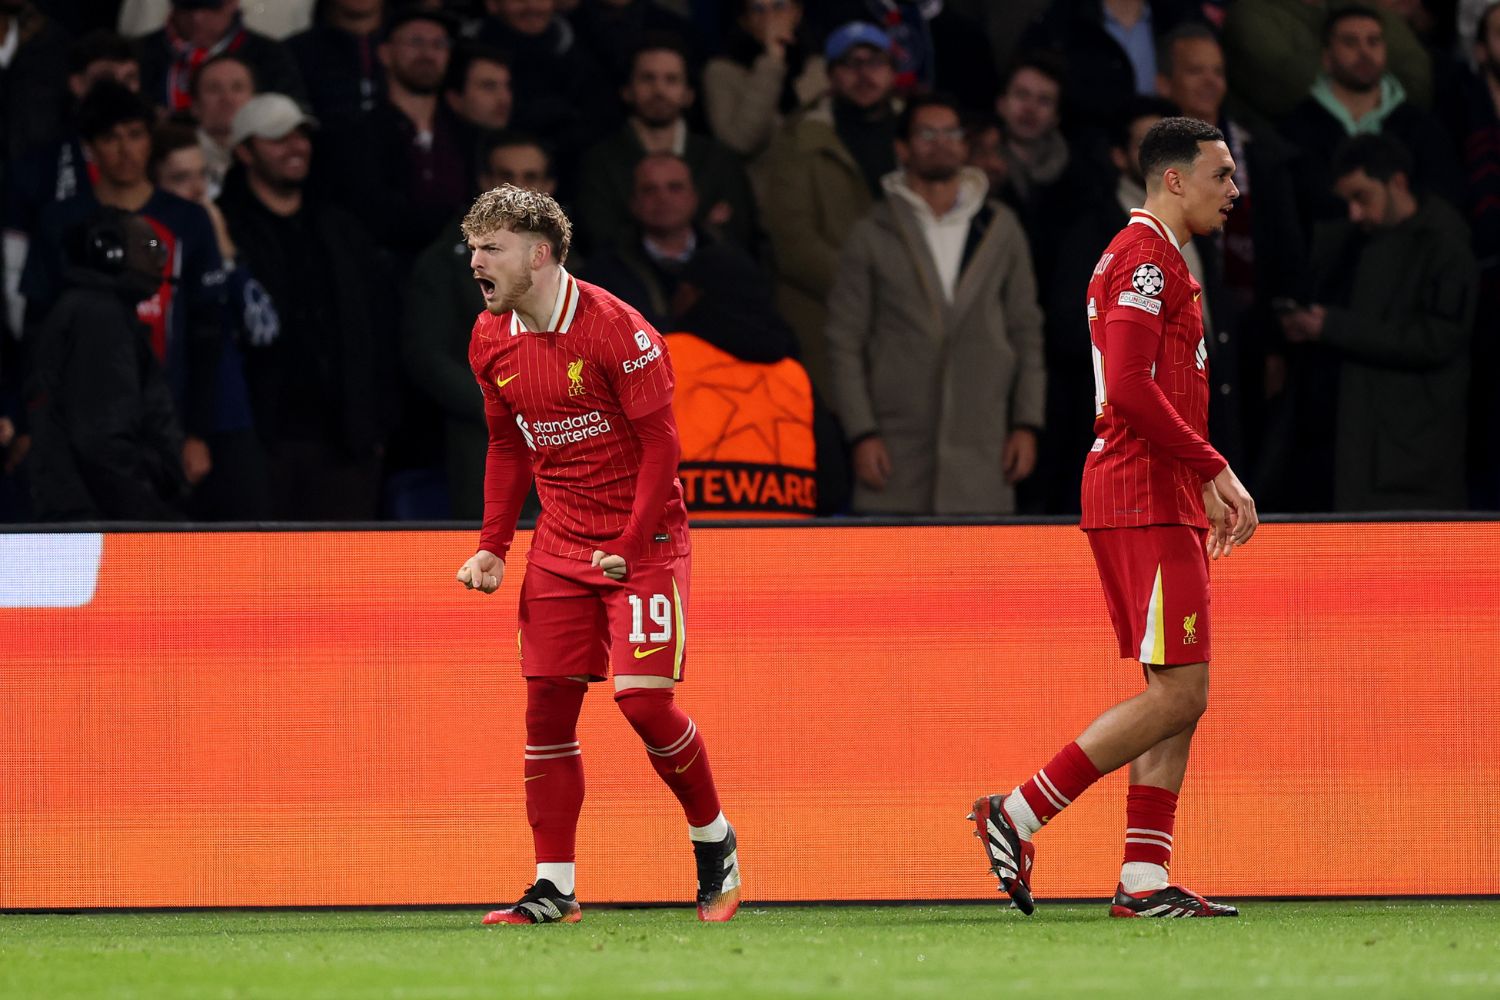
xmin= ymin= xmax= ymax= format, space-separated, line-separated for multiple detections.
xmin=3 ymin=901 xmax=1497 ymax=999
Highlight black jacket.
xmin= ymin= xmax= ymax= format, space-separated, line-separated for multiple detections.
xmin=216 ymin=169 xmax=396 ymax=459
xmin=26 ymin=269 xmax=186 ymax=521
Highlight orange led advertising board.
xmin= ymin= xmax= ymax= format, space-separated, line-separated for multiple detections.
xmin=2 ymin=524 xmax=1496 ymax=908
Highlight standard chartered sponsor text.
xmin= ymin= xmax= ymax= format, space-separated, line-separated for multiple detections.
xmin=519 ymin=410 xmax=614 ymax=448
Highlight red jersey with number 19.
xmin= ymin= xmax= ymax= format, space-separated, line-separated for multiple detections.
xmin=469 ymin=269 xmax=690 ymax=562
xmin=1080 ymin=209 xmax=1226 ymax=530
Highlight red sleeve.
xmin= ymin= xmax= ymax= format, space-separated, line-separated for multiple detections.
xmin=604 ymin=402 xmax=680 ymax=567
xmin=601 ymin=316 xmax=675 ymax=418
xmin=1103 ymin=316 xmax=1227 ymax=481
xmin=478 ymin=406 xmax=534 ymax=560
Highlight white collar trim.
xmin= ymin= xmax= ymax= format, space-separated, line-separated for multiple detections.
xmin=509 ymin=268 xmax=579 ymax=336
xmin=1128 ymin=208 xmax=1186 ymax=254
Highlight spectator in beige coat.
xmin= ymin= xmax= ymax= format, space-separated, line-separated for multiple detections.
xmin=758 ymin=21 xmax=897 ymax=398
xmin=702 ymin=0 xmax=828 ymax=161
xmin=826 ymin=94 xmax=1046 ymax=516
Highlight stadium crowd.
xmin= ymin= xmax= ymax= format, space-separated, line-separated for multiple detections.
xmin=0 ymin=0 xmax=1494 ymax=521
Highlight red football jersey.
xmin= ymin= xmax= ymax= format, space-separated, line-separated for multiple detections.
xmin=1080 ymin=209 xmax=1224 ymax=530
xmin=469 ymin=269 xmax=690 ymax=561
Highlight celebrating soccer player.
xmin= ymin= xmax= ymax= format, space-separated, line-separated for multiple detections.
xmin=455 ymin=185 xmax=740 ymax=924
xmin=971 ymin=118 xmax=1258 ymax=918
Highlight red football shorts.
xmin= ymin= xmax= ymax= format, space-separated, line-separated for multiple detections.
xmin=516 ymin=548 xmax=691 ymax=682
xmin=1086 ymin=525 xmax=1211 ymax=666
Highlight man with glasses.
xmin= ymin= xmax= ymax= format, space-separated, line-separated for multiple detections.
xmin=825 ymin=92 xmax=1046 ymax=515
xmin=760 ymin=20 xmax=898 ymax=398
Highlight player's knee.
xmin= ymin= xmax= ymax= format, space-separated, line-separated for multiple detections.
xmin=1169 ymin=684 xmax=1210 ymax=729
xmin=525 ymin=676 xmax=587 ymax=730
xmin=613 ymin=685 xmax=673 ymax=728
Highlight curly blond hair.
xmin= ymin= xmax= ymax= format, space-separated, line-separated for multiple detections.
xmin=461 ymin=184 xmax=573 ymax=265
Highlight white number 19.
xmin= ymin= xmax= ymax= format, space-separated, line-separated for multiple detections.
xmin=628 ymin=593 xmax=672 ymax=643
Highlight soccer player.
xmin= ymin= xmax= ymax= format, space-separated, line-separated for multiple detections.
xmin=454 ymin=185 xmax=741 ymax=924
xmin=971 ymin=118 xmax=1258 ymax=918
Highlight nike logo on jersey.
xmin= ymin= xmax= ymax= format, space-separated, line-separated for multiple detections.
xmin=524 ymin=773 xmax=546 ymax=782
xmin=498 ymin=373 xmax=520 ymax=387
xmin=633 ymin=645 xmax=668 ymax=659
xmin=675 ymin=749 xmax=701 ymax=774
xmin=1193 ymin=291 xmax=1202 ymax=303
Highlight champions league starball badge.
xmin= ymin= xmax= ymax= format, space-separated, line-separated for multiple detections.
xmin=1132 ymin=263 xmax=1165 ymax=297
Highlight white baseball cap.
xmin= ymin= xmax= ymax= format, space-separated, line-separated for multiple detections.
xmin=230 ymin=94 xmax=319 ymax=147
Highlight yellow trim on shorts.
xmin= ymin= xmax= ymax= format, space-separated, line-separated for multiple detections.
xmin=671 ymin=578 xmax=685 ymax=681
xmin=1139 ymin=565 xmax=1165 ymax=665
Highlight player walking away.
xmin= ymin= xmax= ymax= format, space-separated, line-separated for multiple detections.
xmin=454 ymin=185 xmax=741 ymax=924
xmin=970 ymin=118 xmax=1258 ymax=919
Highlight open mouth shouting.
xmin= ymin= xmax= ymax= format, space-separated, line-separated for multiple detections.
xmin=475 ymin=274 xmax=497 ymax=302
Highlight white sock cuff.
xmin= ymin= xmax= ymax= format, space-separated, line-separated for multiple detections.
xmin=536 ymin=862 xmax=575 ymax=896
xmin=688 ymin=811 xmax=729 ymax=843
xmin=1120 ymin=861 xmax=1169 ymax=894
xmin=1003 ymin=787 xmax=1042 ymax=841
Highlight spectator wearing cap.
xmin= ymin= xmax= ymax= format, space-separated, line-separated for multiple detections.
xmin=216 ymin=92 xmax=396 ymax=520
xmin=758 ymin=20 xmax=898 ymax=397
xmin=575 ymin=32 xmax=757 ymax=255
xmin=189 ymin=52 xmax=256 ymax=199
xmin=285 ymin=0 xmax=385 ymax=125
xmin=805 ymin=0 xmax=998 ymax=113
xmin=825 ymin=92 xmax=1045 ymax=516
xmin=475 ymin=0 xmax=610 ymax=175
xmin=401 ymin=130 xmax=558 ymax=520
xmin=139 ymin=0 xmax=305 ymax=114
xmin=3 ymin=31 xmax=143 ymax=340
xmin=321 ymin=7 xmax=471 ymax=262
xmin=701 ymin=0 xmax=828 ymax=162
xmin=21 ymin=82 xmax=233 ymax=512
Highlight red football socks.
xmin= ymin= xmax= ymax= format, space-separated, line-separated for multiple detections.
xmin=614 ymin=687 xmax=722 ymax=826
xmin=1018 ymin=741 xmax=1105 ymax=827
xmin=524 ymin=677 xmax=587 ymax=863
xmin=1123 ymin=784 xmax=1178 ymax=869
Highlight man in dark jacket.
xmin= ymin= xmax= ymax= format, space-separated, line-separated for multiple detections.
xmin=1279 ymin=135 xmax=1476 ymax=512
xmin=1279 ymin=5 xmax=1462 ymax=231
xmin=583 ymin=153 xmax=730 ymax=332
xmin=26 ymin=208 xmax=187 ymax=520
xmin=285 ymin=0 xmax=385 ymax=124
xmin=139 ymin=0 xmax=305 ymax=114
xmin=219 ymin=92 xmax=396 ymax=520
xmin=575 ymin=33 xmax=756 ymax=255
xmin=22 ymin=82 xmax=233 ymax=508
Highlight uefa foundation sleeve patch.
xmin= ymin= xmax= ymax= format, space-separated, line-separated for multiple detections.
xmin=1118 ymin=291 xmax=1163 ymax=315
